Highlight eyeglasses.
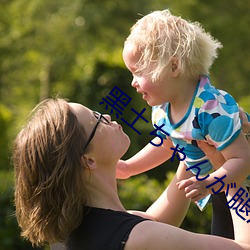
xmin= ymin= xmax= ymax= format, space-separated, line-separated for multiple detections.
xmin=84 ymin=111 xmax=110 ymax=151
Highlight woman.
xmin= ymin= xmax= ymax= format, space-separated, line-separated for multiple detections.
xmin=13 ymin=98 xmax=250 ymax=249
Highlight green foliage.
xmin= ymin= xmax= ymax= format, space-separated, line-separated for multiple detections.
xmin=1 ymin=0 xmax=249 ymax=159
xmin=118 ymin=174 xmax=163 ymax=210
xmin=0 ymin=105 xmax=13 ymax=170
xmin=185 ymin=1 xmax=250 ymax=100
xmin=0 ymin=170 xmax=13 ymax=192
xmin=239 ymin=95 xmax=250 ymax=113
xmin=0 ymin=0 xmax=249 ymax=248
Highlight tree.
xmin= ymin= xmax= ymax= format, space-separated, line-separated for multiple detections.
xmin=0 ymin=1 xmax=249 ymax=248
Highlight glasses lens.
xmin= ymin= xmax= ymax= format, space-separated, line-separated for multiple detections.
xmin=93 ymin=111 xmax=109 ymax=125
xmin=84 ymin=112 xmax=110 ymax=151
xmin=94 ymin=111 xmax=101 ymax=120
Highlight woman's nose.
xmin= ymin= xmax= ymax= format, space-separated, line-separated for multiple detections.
xmin=103 ymin=114 xmax=111 ymax=122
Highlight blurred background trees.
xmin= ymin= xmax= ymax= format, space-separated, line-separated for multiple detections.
xmin=0 ymin=0 xmax=249 ymax=248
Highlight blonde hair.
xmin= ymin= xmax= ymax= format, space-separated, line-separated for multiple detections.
xmin=13 ymin=98 xmax=88 ymax=246
xmin=125 ymin=9 xmax=222 ymax=81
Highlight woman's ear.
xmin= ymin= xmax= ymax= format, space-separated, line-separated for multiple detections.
xmin=82 ymin=155 xmax=97 ymax=169
xmin=170 ymin=57 xmax=180 ymax=77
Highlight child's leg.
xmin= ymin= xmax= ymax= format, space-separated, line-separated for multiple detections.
xmin=146 ymin=161 xmax=192 ymax=227
xmin=211 ymin=192 xmax=234 ymax=239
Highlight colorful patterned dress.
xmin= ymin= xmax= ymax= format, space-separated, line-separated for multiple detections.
xmin=152 ymin=75 xmax=249 ymax=209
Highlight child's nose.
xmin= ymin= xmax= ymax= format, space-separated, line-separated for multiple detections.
xmin=131 ymin=77 xmax=138 ymax=88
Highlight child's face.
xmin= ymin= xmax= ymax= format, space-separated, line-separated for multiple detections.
xmin=123 ymin=43 xmax=173 ymax=106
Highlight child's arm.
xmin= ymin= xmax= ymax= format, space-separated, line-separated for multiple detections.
xmin=196 ymin=140 xmax=225 ymax=171
xmin=178 ymin=132 xmax=250 ymax=201
xmin=116 ymin=137 xmax=173 ymax=179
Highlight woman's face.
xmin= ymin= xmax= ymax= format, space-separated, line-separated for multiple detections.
xmin=68 ymin=103 xmax=130 ymax=161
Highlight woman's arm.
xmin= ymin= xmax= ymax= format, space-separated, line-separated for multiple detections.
xmin=181 ymin=132 xmax=250 ymax=201
xmin=125 ymin=184 xmax=250 ymax=250
xmin=239 ymin=108 xmax=250 ymax=138
xmin=208 ymin=131 xmax=250 ymax=189
xmin=178 ymin=110 xmax=250 ymax=201
xmin=205 ymin=110 xmax=250 ymax=194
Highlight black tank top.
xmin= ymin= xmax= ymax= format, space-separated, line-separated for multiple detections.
xmin=66 ymin=206 xmax=148 ymax=250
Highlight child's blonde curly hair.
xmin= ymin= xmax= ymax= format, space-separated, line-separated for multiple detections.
xmin=125 ymin=9 xmax=222 ymax=81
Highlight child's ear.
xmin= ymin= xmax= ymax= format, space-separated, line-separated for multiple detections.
xmin=171 ymin=57 xmax=180 ymax=77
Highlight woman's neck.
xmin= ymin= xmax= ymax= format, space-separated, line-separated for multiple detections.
xmin=84 ymin=165 xmax=126 ymax=212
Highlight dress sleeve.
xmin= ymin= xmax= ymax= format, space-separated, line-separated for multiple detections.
xmin=151 ymin=104 xmax=170 ymax=139
xmin=197 ymin=89 xmax=241 ymax=150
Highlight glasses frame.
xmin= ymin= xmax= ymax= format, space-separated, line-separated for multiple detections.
xmin=83 ymin=111 xmax=110 ymax=151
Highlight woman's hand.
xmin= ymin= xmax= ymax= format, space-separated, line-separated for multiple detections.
xmin=239 ymin=107 xmax=250 ymax=140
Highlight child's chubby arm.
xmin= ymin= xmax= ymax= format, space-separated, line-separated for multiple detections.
xmin=177 ymin=132 xmax=250 ymax=201
xmin=116 ymin=137 xmax=173 ymax=179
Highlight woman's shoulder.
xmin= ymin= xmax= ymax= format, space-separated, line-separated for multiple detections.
xmin=66 ymin=206 xmax=148 ymax=250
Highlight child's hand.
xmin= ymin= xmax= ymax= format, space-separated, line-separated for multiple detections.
xmin=116 ymin=160 xmax=131 ymax=179
xmin=177 ymin=177 xmax=210 ymax=202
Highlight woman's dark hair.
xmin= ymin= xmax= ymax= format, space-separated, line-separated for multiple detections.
xmin=13 ymin=98 xmax=88 ymax=246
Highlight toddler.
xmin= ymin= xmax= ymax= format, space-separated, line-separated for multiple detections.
xmin=118 ymin=9 xmax=250 ymax=238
